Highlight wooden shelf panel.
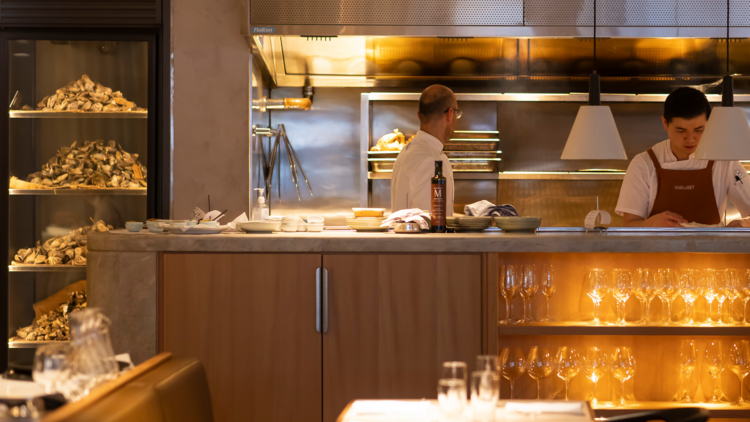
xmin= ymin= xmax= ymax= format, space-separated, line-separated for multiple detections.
xmin=592 ymin=401 xmax=750 ymax=418
xmin=498 ymin=322 xmax=750 ymax=336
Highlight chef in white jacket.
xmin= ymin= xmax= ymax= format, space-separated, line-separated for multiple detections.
xmin=391 ymin=85 xmax=457 ymax=215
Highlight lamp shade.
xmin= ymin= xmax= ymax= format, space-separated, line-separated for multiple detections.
xmin=693 ymin=106 xmax=750 ymax=160
xmin=561 ymin=105 xmax=627 ymax=160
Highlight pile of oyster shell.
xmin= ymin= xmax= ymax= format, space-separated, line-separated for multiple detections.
xmin=15 ymin=291 xmax=87 ymax=342
xmin=23 ymin=140 xmax=146 ymax=189
xmin=30 ymin=74 xmax=144 ymax=113
xmin=12 ymin=219 xmax=112 ymax=266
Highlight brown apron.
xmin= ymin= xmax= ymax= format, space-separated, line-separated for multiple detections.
xmin=647 ymin=148 xmax=721 ymax=225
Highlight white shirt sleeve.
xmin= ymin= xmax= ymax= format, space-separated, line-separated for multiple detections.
xmin=727 ymin=161 xmax=750 ymax=218
xmin=408 ymin=158 xmax=436 ymax=212
xmin=615 ymin=154 xmax=653 ymax=218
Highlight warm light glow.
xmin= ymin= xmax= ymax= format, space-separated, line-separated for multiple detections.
xmin=694 ymin=107 xmax=750 ymax=161
xmin=562 ymin=106 xmax=628 ymax=160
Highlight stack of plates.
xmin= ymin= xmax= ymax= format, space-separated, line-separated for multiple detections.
xmin=494 ymin=217 xmax=542 ymax=232
xmin=346 ymin=217 xmax=388 ymax=232
xmin=446 ymin=216 xmax=493 ymax=232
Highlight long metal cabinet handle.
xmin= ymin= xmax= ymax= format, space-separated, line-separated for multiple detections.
xmin=316 ymin=268 xmax=322 ymax=333
xmin=322 ymin=268 xmax=329 ymax=333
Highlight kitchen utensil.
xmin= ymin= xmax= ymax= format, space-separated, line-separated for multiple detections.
xmin=494 ymin=217 xmax=542 ymax=232
xmin=212 ymin=209 xmax=229 ymax=221
xmin=237 ymin=221 xmax=280 ymax=234
xmin=394 ymin=222 xmax=421 ymax=233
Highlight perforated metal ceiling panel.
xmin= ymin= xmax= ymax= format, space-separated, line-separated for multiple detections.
xmin=251 ymin=0 xmax=523 ymax=26
xmin=525 ymin=0 xmax=594 ymax=26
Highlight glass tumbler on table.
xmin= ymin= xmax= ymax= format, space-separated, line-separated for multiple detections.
xmin=32 ymin=343 xmax=70 ymax=394
xmin=703 ymin=340 xmax=724 ymax=403
xmin=585 ymin=268 xmax=610 ymax=325
xmin=499 ymin=265 xmax=520 ymax=325
xmin=611 ymin=347 xmax=636 ymax=407
xmin=540 ymin=265 xmax=556 ymax=322
xmin=729 ymin=340 xmax=750 ymax=406
xmin=613 ymin=269 xmax=633 ymax=326
xmin=500 ymin=348 xmax=526 ymax=399
xmin=657 ymin=268 xmax=679 ymax=325
xmin=438 ymin=378 xmax=467 ymax=419
xmin=476 ymin=355 xmax=499 ymax=373
xmin=442 ymin=361 xmax=468 ymax=385
xmin=519 ymin=264 xmax=538 ymax=323
xmin=678 ymin=339 xmax=698 ymax=403
xmin=527 ymin=346 xmax=553 ymax=400
xmin=555 ymin=347 xmax=581 ymax=401
xmin=470 ymin=370 xmax=499 ymax=421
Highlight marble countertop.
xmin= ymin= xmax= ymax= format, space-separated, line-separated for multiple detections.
xmin=88 ymin=229 xmax=750 ymax=253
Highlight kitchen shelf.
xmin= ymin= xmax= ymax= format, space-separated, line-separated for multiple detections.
xmin=8 ymin=339 xmax=68 ymax=349
xmin=368 ymin=172 xmax=626 ymax=181
xmin=9 ymin=110 xmax=147 ymax=119
xmin=8 ymin=265 xmax=86 ymax=272
xmin=367 ymin=92 xmax=750 ymax=103
xmin=10 ymin=188 xmax=146 ymax=196
xmin=592 ymin=401 xmax=750 ymax=418
xmin=498 ymin=322 xmax=750 ymax=336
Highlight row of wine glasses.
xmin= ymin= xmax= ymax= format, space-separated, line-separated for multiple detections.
xmin=498 ymin=346 xmax=635 ymax=406
xmin=679 ymin=339 xmax=750 ymax=405
xmin=585 ymin=268 xmax=750 ymax=325
xmin=499 ymin=264 xmax=555 ymax=324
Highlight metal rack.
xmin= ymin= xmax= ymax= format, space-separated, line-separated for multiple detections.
xmin=9 ymin=110 xmax=147 ymax=119
xmin=10 ymin=189 xmax=146 ymax=196
xmin=8 ymin=265 xmax=86 ymax=273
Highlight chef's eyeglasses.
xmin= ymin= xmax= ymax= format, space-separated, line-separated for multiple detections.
xmin=444 ymin=107 xmax=462 ymax=119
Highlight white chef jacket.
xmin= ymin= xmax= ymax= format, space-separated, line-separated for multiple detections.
xmin=390 ymin=130 xmax=454 ymax=215
xmin=615 ymin=139 xmax=750 ymax=220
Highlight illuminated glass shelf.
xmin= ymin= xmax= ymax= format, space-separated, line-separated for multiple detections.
xmin=592 ymin=401 xmax=750 ymax=418
xmin=498 ymin=322 xmax=750 ymax=336
xmin=8 ymin=339 xmax=69 ymax=349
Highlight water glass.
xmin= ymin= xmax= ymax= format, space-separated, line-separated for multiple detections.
xmin=442 ymin=361 xmax=468 ymax=385
xmin=438 ymin=378 xmax=467 ymax=419
xmin=476 ymin=355 xmax=499 ymax=373
xmin=470 ymin=370 xmax=499 ymax=421
xmin=32 ymin=343 xmax=70 ymax=394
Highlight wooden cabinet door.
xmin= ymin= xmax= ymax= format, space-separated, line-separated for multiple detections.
xmin=162 ymin=253 xmax=322 ymax=422
xmin=322 ymin=254 xmax=483 ymax=422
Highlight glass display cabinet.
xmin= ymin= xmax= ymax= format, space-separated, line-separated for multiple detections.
xmin=1 ymin=32 xmax=159 ymax=373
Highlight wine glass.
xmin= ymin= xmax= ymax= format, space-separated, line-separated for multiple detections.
xmin=519 ymin=265 xmax=538 ymax=323
xmin=32 ymin=343 xmax=70 ymax=394
xmin=499 ymin=265 xmax=520 ymax=325
xmin=741 ymin=270 xmax=750 ymax=325
xmin=700 ymin=269 xmax=719 ymax=324
xmin=555 ymin=347 xmax=581 ymax=401
xmin=679 ymin=270 xmax=700 ymax=325
xmin=633 ymin=268 xmax=657 ymax=325
xmin=585 ymin=269 xmax=610 ymax=325
xmin=583 ymin=347 xmax=609 ymax=407
xmin=540 ymin=265 xmax=556 ymax=322
xmin=611 ymin=347 xmax=636 ymax=407
xmin=657 ymin=268 xmax=679 ymax=325
xmin=678 ymin=339 xmax=698 ymax=403
xmin=729 ymin=340 xmax=750 ymax=406
xmin=500 ymin=348 xmax=526 ymax=399
xmin=724 ymin=270 xmax=741 ymax=324
xmin=470 ymin=370 xmax=499 ymax=421
xmin=527 ymin=346 xmax=554 ymax=400
xmin=613 ymin=269 xmax=633 ymax=325
xmin=704 ymin=340 xmax=724 ymax=403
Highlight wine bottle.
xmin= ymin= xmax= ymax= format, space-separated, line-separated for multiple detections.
xmin=431 ymin=160 xmax=446 ymax=233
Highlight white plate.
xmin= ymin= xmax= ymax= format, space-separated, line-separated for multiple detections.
xmin=163 ymin=225 xmax=229 ymax=235
xmin=237 ymin=221 xmax=281 ymax=233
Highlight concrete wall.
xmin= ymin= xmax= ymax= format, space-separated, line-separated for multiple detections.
xmin=173 ymin=0 xmax=249 ymax=219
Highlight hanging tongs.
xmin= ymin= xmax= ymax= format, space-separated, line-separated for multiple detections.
xmin=255 ymin=125 xmax=313 ymax=202
xmin=278 ymin=124 xmax=313 ymax=200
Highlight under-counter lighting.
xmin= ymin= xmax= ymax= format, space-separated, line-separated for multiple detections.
xmin=449 ymin=138 xmax=499 ymax=142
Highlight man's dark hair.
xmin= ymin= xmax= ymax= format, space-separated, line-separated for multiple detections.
xmin=418 ymin=85 xmax=455 ymax=123
xmin=664 ymin=87 xmax=711 ymax=124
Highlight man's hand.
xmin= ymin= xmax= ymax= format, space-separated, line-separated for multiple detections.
xmin=645 ymin=211 xmax=687 ymax=227
xmin=727 ymin=219 xmax=750 ymax=228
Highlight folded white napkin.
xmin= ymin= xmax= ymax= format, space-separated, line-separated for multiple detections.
xmin=504 ymin=401 xmax=583 ymax=416
xmin=680 ymin=222 xmax=724 ymax=228
xmin=380 ymin=209 xmax=430 ymax=230
xmin=464 ymin=200 xmax=518 ymax=217
xmin=349 ymin=400 xmax=431 ymax=418
xmin=227 ymin=213 xmax=249 ymax=230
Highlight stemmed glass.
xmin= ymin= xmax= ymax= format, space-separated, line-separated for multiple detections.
xmin=633 ymin=268 xmax=657 ymax=325
xmin=611 ymin=347 xmax=636 ymax=407
xmin=555 ymin=347 xmax=581 ymax=401
xmin=716 ymin=270 xmax=731 ymax=325
xmin=741 ymin=270 xmax=750 ymax=325
xmin=678 ymin=339 xmax=698 ymax=403
xmin=519 ymin=265 xmax=538 ymax=323
xmin=585 ymin=269 xmax=610 ymax=325
xmin=32 ymin=343 xmax=70 ymax=394
xmin=527 ymin=347 xmax=554 ymax=400
xmin=499 ymin=265 xmax=520 ymax=325
xmin=704 ymin=340 xmax=724 ymax=403
xmin=679 ymin=270 xmax=700 ymax=325
xmin=583 ymin=347 xmax=608 ymax=407
xmin=613 ymin=269 xmax=633 ymax=325
xmin=657 ymin=269 xmax=679 ymax=325
xmin=500 ymin=348 xmax=526 ymax=399
xmin=540 ymin=265 xmax=556 ymax=322
xmin=702 ymin=270 xmax=719 ymax=324
xmin=729 ymin=340 xmax=750 ymax=406
xmin=724 ymin=270 xmax=740 ymax=324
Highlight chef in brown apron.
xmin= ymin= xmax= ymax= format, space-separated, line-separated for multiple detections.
xmin=616 ymin=87 xmax=750 ymax=227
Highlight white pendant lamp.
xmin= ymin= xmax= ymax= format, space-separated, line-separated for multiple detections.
xmin=693 ymin=1 xmax=750 ymax=160
xmin=561 ymin=0 xmax=627 ymax=160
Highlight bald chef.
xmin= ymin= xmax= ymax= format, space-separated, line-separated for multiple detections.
xmin=391 ymin=84 xmax=457 ymax=214
xmin=616 ymin=87 xmax=750 ymax=227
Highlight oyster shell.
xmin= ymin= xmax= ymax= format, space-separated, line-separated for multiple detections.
xmin=34 ymin=75 xmax=144 ymax=113
xmin=14 ymin=291 xmax=87 ymax=342
xmin=11 ymin=220 xmax=110 ymax=266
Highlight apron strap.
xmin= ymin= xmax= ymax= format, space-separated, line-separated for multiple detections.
xmin=646 ymin=148 xmax=661 ymax=170
xmin=706 ymin=160 xmax=715 ymax=171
